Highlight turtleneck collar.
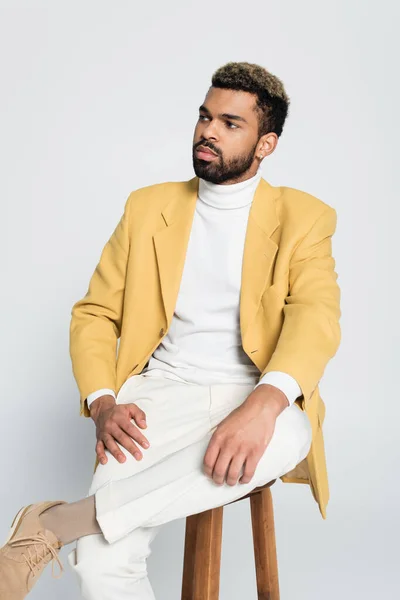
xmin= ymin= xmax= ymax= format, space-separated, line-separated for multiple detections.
xmin=198 ymin=166 xmax=262 ymax=209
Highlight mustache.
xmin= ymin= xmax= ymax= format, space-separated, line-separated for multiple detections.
xmin=194 ymin=142 xmax=220 ymax=155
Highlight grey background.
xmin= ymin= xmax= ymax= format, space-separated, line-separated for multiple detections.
xmin=1 ymin=1 xmax=398 ymax=598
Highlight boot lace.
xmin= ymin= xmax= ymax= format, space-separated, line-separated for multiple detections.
xmin=10 ymin=533 xmax=64 ymax=579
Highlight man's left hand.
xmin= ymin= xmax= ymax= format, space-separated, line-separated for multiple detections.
xmin=202 ymin=384 xmax=289 ymax=486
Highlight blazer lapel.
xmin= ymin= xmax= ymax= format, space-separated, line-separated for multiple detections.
xmin=153 ymin=175 xmax=280 ymax=342
xmin=240 ymin=177 xmax=280 ymax=345
xmin=153 ymin=177 xmax=199 ymax=327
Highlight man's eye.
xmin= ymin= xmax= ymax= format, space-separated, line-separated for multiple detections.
xmin=198 ymin=115 xmax=238 ymax=129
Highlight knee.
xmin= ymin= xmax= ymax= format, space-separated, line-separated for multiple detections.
xmin=67 ymin=530 xmax=155 ymax=593
xmin=293 ymin=405 xmax=313 ymax=458
xmin=252 ymin=405 xmax=312 ymax=483
xmin=68 ymin=545 xmax=150 ymax=594
xmin=283 ymin=404 xmax=313 ymax=466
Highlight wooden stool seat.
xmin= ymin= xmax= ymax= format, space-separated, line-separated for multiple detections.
xmin=181 ymin=479 xmax=279 ymax=599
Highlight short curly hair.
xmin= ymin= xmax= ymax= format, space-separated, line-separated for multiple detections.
xmin=211 ymin=62 xmax=290 ymax=138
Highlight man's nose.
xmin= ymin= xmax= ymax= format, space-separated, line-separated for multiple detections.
xmin=202 ymin=121 xmax=219 ymax=140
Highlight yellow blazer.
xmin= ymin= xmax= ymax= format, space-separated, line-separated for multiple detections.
xmin=69 ymin=176 xmax=341 ymax=519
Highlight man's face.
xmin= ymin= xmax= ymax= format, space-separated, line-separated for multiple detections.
xmin=192 ymin=87 xmax=270 ymax=185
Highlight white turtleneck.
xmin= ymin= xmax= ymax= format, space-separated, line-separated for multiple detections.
xmin=86 ymin=168 xmax=302 ymax=408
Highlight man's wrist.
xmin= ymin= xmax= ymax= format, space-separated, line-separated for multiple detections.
xmin=89 ymin=395 xmax=116 ymax=420
xmin=250 ymin=384 xmax=290 ymax=417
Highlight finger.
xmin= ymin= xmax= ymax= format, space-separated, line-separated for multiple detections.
xmin=128 ymin=404 xmax=147 ymax=429
xmin=103 ymin=434 xmax=127 ymax=463
xmin=96 ymin=440 xmax=107 ymax=465
xmin=226 ymin=452 xmax=247 ymax=486
xmin=119 ymin=418 xmax=150 ymax=450
xmin=112 ymin=428 xmax=144 ymax=461
xmin=203 ymin=438 xmax=221 ymax=478
xmin=239 ymin=454 xmax=258 ymax=484
xmin=212 ymin=451 xmax=233 ymax=485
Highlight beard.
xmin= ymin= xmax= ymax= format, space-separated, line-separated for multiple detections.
xmin=192 ymin=140 xmax=259 ymax=185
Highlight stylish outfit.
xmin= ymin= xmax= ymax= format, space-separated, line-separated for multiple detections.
xmin=86 ymin=167 xmax=301 ymax=407
xmin=67 ymin=171 xmax=341 ymax=598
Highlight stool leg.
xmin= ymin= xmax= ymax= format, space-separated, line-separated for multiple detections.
xmin=250 ymin=487 xmax=280 ymax=600
xmin=181 ymin=513 xmax=198 ymax=599
xmin=181 ymin=506 xmax=224 ymax=600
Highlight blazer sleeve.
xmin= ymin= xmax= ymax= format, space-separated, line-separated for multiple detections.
xmin=69 ymin=192 xmax=133 ymax=416
xmin=258 ymin=206 xmax=341 ymax=405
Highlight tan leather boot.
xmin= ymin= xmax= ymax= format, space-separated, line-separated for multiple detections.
xmin=0 ymin=500 xmax=67 ymax=598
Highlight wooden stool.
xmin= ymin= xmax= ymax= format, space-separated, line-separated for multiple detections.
xmin=181 ymin=479 xmax=279 ymax=599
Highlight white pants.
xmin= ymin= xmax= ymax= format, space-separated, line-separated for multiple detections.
xmin=67 ymin=373 xmax=312 ymax=599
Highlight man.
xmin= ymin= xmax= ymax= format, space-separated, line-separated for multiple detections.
xmin=0 ymin=61 xmax=341 ymax=599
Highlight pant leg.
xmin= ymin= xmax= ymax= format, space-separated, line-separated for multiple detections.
xmin=67 ymin=376 xmax=312 ymax=598
xmin=67 ymin=373 xmax=211 ymax=598
xmin=142 ymin=383 xmax=312 ymax=529
xmin=67 ymin=525 xmax=161 ymax=600
xmin=92 ymin=378 xmax=312 ymax=543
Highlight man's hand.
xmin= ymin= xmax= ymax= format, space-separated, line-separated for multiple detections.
xmin=202 ymin=385 xmax=289 ymax=486
xmin=89 ymin=395 xmax=150 ymax=465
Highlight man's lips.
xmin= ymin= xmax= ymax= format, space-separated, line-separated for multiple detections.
xmin=196 ymin=146 xmax=219 ymax=161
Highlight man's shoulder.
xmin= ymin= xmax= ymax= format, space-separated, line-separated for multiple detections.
xmin=126 ymin=178 xmax=192 ymax=206
xmin=263 ymin=182 xmax=337 ymax=237
xmin=274 ymin=183 xmax=335 ymax=216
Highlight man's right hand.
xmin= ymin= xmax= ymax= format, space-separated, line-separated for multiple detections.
xmin=89 ymin=395 xmax=150 ymax=465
